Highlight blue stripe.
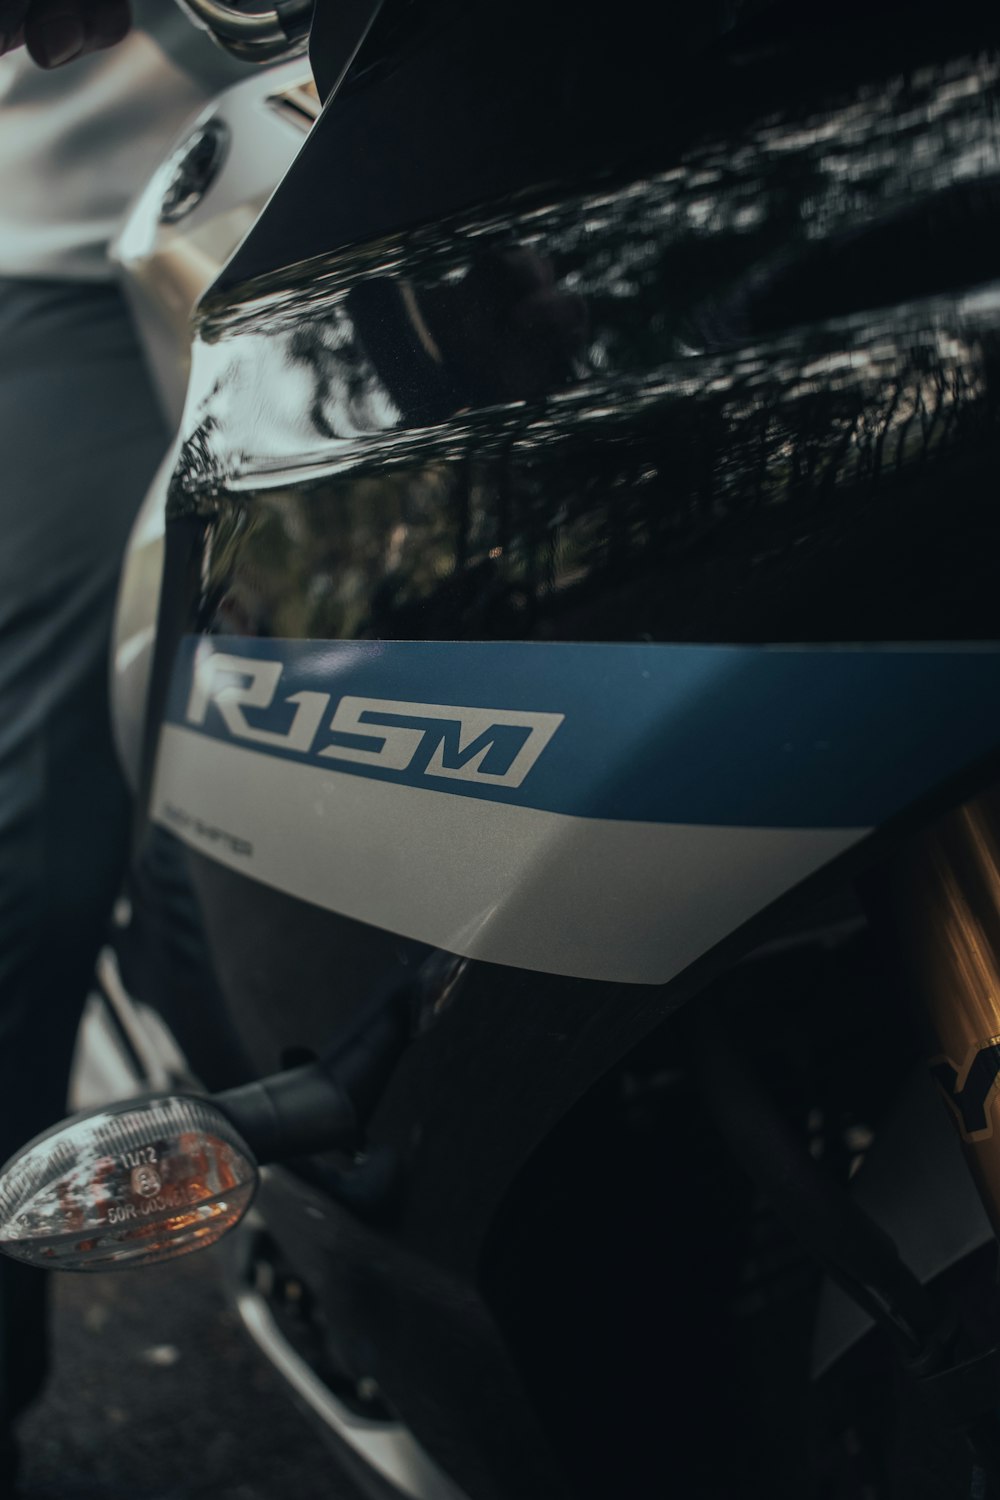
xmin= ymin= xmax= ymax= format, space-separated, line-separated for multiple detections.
xmin=164 ymin=636 xmax=1000 ymax=829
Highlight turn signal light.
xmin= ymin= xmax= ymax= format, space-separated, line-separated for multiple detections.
xmin=0 ymin=1096 xmax=257 ymax=1271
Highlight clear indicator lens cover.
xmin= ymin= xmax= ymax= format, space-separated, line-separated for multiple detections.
xmin=0 ymin=1096 xmax=257 ymax=1271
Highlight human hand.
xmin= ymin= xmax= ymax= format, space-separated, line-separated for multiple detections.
xmin=0 ymin=0 xmax=131 ymax=68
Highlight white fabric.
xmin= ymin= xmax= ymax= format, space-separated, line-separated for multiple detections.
xmin=0 ymin=0 xmax=246 ymax=280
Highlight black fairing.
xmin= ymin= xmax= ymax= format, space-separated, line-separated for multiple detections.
xmin=139 ymin=2 xmax=1000 ymax=1496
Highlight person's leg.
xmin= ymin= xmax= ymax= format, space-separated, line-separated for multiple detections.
xmin=0 ymin=277 xmax=168 ymax=1454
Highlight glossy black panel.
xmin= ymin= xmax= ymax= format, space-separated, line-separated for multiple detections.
xmin=178 ymin=37 xmax=1000 ymax=645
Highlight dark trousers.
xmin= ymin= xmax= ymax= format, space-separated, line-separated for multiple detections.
xmin=0 ymin=278 xmax=167 ymax=1427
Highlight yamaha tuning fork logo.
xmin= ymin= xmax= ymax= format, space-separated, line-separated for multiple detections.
xmin=184 ymin=649 xmax=564 ymax=790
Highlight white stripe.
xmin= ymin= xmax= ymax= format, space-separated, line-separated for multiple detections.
xmin=151 ymin=724 xmax=865 ymax=985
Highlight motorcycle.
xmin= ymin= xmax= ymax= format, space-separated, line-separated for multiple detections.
xmin=5 ymin=0 xmax=1000 ymax=1495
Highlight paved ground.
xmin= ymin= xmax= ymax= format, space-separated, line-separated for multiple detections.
xmin=16 ymin=1247 xmax=339 ymax=1500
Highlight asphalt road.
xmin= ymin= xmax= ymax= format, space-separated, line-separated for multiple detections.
xmin=16 ymin=1246 xmax=340 ymax=1500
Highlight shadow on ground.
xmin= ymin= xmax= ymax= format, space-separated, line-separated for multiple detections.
xmin=16 ymin=1246 xmax=340 ymax=1499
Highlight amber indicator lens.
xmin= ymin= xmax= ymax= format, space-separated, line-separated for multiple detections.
xmin=0 ymin=1096 xmax=257 ymax=1271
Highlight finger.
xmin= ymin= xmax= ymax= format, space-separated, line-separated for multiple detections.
xmin=24 ymin=0 xmax=86 ymax=67
xmin=0 ymin=24 xmax=27 ymax=56
xmin=25 ymin=0 xmax=130 ymax=66
xmin=0 ymin=2 xmax=30 ymax=55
